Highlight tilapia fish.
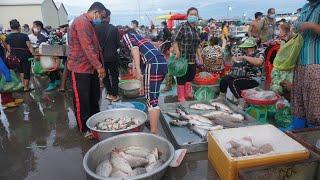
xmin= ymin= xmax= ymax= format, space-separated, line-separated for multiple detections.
xmin=189 ymin=125 xmax=208 ymax=139
xmin=210 ymin=102 xmax=233 ymax=114
xmin=202 ymin=111 xmax=244 ymax=122
xmin=111 ymin=156 xmax=133 ymax=174
xmin=113 ymin=150 xmax=149 ymax=168
xmin=95 ymin=160 xmax=112 ymax=177
xmin=190 ymin=103 xmax=216 ymax=110
xmin=124 ymin=146 xmax=151 ymax=158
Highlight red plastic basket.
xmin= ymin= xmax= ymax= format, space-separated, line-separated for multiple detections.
xmin=194 ymin=73 xmax=220 ymax=85
xmin=241 ymin=91 xmax=281 ymax=106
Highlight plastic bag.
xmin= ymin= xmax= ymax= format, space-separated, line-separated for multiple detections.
xmin=168 ymin=54 xmax=188 ymax=77
xmin=274 ymin=107 xmax=292 ymax=128
xmin=194 ymin=87 xmax=216 ymax=101
xmin=31 ymin=59 xmax=44 ymax=75
xmin=273 ymin=34 xmax=303 ymax=71
xmin=0 ymin=70 xmax=23 ymax=92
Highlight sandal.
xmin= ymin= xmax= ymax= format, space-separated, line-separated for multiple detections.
xmin=112 ymin=96 xmax=121 ymax=102
xmin=105 ymin=94 xmax=113 ymax=100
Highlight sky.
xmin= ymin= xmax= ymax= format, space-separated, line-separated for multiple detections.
xmin=58 ymin=0 xmax=306 ymax=25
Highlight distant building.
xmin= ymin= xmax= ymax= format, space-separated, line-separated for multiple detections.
xmin=0 ymin=0 xmax=68 ymax=30
xmin=54 ymin=1 xmax=68 ymax=26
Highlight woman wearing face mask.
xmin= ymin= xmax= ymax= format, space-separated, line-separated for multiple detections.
xmin=270 ymin=23 xmax=294 ymax=96
xmin=218 ymin=37 xmax=264 ymax=109
xmin=172 ymin=7 xmax=203 ymax=102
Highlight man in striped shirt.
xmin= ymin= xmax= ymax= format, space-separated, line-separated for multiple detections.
xmin=291 ymin=0 xmax=320 ymax=128
xmin=122 ymin=29 xmax=168 ymax=134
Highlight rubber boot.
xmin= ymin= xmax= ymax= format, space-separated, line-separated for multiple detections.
xmin=185 ymin=82 xmax=193 ymax=99
xmin=45 ymin=82 xmax=57 ymax=92
xmin=177 ymin=85 xmax=186 ymax=102
xmin=55 ymin=80 xmax=61 ymax=86
xmin=161 ymin=75 xmax=173 ymax=92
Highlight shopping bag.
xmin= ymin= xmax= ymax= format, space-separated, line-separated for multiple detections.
xmin=168 ymin=54 xmax=188 ymax=77
xmin=194 ymin=87 xmax=216 ymax=101
xmin=31 ymin=58 xmax=44 ymax=75
xmin=0 ymin=70 xmax=23 ymax=92
xmin=273 ymin=34 xmax=303 ymax=71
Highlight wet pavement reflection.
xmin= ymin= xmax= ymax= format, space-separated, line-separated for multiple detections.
xmin=0 ymin=76 xmax=218 ymax=180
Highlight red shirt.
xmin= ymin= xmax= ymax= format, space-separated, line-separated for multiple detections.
xmin=67 ymin=13 xmax=102 ymax=74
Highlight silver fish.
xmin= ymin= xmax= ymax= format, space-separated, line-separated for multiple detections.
xmin=117 ymin=151 xmax=149 ymax=168
xmin=187 ymin=115 xmax=214 ymax=125
xmin=95 ymin=160 xmax=112 ymax=178
xmin=202 ymin=111 xmax=244 ymax=122
xmin=124 ymin=146 xmax=150 ymax=158
xmin=166 ymin=112 xmax=182 ymax=119
xmin=210 ymin=102 xmax=233 ymax=114
xmin=145 ymin=160 xmax=163 ymax=173
xmin=169 ymin=119 xmax=188 ymax=127
xmin=190 ymin=103 xmax=216 ymax=110
xmin=111 ymin=156 xmax=132 ymax=174
xmin=210 ymin=118 xmax=238 ymax=128
xmin=195 ymin=125 xmax=223 ymax=131
xmin=130 ymin=167 xmax=147 ymax=176
xmin=189 ymin=125 xmax=208 ymax=139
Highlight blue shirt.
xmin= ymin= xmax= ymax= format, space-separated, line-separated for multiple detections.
xmin=122 ymin=32 xmax=164 ymax=64
xmin=294 ymin=2 xmax=320 ymax=65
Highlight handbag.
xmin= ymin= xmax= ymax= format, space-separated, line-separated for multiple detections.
xmin=5 ymin=54 xmax=20 ymax=69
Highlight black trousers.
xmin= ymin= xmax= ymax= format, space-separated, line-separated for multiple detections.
xmin=177 ymin=64 xmax=197 ymax=85
xmin=71 ymin=72 xmax=100 ymax=132
xmin=103 ymin=61 xmax=119 ymax=96
xmin=220 ymin=75 xmax=259 ymax=98
xmin=18 ymin=60 xmax=31 ymax=80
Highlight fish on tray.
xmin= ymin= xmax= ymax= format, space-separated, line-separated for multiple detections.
xmin=210 ymin=102 xmax=233 ymax=114
xmin=202 ymin=111 xmax=244 ymax=123
xmin=95 ymin=146 xmax=163 ymax=178
xmin=190 ymin=103 xmax=216 ymax=110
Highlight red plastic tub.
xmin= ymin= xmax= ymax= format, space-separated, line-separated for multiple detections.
xmin=241 ymin=91 xmax=281 ymax=106
xmin=194 ymin=73 xmax=220 ymax=85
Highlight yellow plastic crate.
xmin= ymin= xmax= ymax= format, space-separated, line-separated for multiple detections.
xmin=208 ymin=125 xmax=310 ymax=180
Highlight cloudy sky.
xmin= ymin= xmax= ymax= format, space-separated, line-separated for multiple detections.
xmin=59 ymin=0 xmax=306 ymax=25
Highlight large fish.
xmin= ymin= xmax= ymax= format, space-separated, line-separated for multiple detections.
xmin=187 ymin=115 xmax=214 ymax=125
xmin=194 ymin=125 xmax=223 ymax=131
xmin=95 ymin=160 xmax=112 ymax=178
xmin=145 ymin=160 xmax=163 ymax=173
xmin=202 ymin=111 xmax=244 ymax=122
xmin=117 ymin=151 xmax=149 ymax=168
xmin=124 ymin=146 xmax=150 ymax=158
xmin=190 ymin=103 xmax=216 ymax=110
xmin=110 ymin=156 xmax=133 ymax=174
xmin=130 ymin=167 xmax=147 ymax=176
xmin=110 ymin=170 xmax=129 ymax=178
xmin=210 ymin=118 xmax=238 ymax=128
xmin=189 ymin=125 xmax=208 ymax=139
xmin=210 ymin=102 xmax=233 ymax=114
xmin=169 ymin=119 xmax=189 ymax=127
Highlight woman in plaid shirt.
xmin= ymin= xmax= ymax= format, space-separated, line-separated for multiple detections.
xmin=122 ymin=29 xmax=167 ymax=135
xmin=172 ymin=7 xmax=204 ymax=102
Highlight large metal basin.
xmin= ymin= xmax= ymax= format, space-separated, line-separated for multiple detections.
xmin=119 ymin=80 xmax=142 ymax=98
xmin=86 ymin=108 xmax=148 ymax=140
xmin=83 ymin=133 xmax=175 ymax=180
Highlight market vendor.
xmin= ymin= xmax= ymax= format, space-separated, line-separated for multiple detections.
xmin=218 ymin=37 xmax=264 ymax=109
xmin=122 ymin=28 xmax=168 ymax=135
xmin=172 ymin=7 xmax=203 ymax=102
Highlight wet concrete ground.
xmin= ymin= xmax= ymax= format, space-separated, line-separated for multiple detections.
xmin=0 ymin=76 xmax=219 ymax=180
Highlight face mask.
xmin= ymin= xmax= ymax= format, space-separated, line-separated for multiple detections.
xmin=269 ymin=14 xmax=275 ymax=19
xmin=92 ymin=12 xmax=102 ymax=25
xmin=187 ymin=15 xmax=199 ymax=24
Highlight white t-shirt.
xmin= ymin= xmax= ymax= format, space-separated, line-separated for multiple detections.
xmin=28 ymin=34 xmax=38 ymax=44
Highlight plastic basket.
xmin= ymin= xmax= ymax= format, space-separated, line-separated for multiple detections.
xmin=194 ymin=73 xmax=219 ymax=85
xmin=241 ymin=91 xmax=281 ymax=106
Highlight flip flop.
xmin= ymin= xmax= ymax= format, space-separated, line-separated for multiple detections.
xmin=83 ymin=131 xmax=94 ymax=140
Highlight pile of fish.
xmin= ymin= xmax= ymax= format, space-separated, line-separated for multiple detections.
xmin=96 ymin=146 xmax=163 ymax=178
xmin=226 ymin=137 xmax=274 ymax=157
xmin=167 ymin=103 xmax=245 ymax=140
xmin=244 ymin=89 xmax=277 ymax=100
xmin=94 ymin=117 xmax=141 ymax=131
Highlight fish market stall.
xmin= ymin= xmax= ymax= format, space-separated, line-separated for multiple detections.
xmin=159 ymin=100 xmax=258 ymax=153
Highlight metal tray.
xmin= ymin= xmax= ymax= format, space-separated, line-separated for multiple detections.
xmin=159 ymin=100 xmax=258 ymax=153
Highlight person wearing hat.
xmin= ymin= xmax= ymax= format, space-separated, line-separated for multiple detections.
xmin=218 ymin=37 xmax=265 ymax=109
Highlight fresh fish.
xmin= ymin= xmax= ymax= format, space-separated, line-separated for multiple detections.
xmin=111 ymin=156 xmax=133 ymax=174
xmin=190 ymin=103 xmax=216 ymax=110
xmin=111 ymin=170 xmax=129 ymax=178
xmin=95 ymin=117 xmax=141 ymax=131
xmin=146 ymin=153 xmax=157 ymax=164
xmin=166 ymin=112 xmax=182 ymax=119
xmin=117 ymin=151 xmax=149 ymax=168
xmin=210 ymin=102 xmax=233 ymax=114
xmin=124 ymin=146 xmax=150 ymax=158
xmin=177 ymin=105 xmax=189 ymax=114
xmin=187 ymin=115 xmax=214 ymax=125
xmin=145 ymin=160 xmax=163 ymax=173
xmin=202 ymin=111 xmax=244 ymax=122
xmin=169 ymin=119 xmax=189 ymax=127
xmin=210 ymin=118 xmax=238 ymax=128
xmin=95 ymin=160 xmax=112 ymax=178
xmin=189 ymin=125 xmax=208 ymax=139
xmin=130 ymin=167 xmax=147 ymax=176
xmin=151 ymin=148 xmax=159 ymax=160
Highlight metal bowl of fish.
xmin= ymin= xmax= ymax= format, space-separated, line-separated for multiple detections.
xmin=119 ymin=80 xmax=142 ymax=98
xmin=87 ymin=108 xmax=148 ymax=140
xmin=83 ymin=132 xmax=175 ymax=180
